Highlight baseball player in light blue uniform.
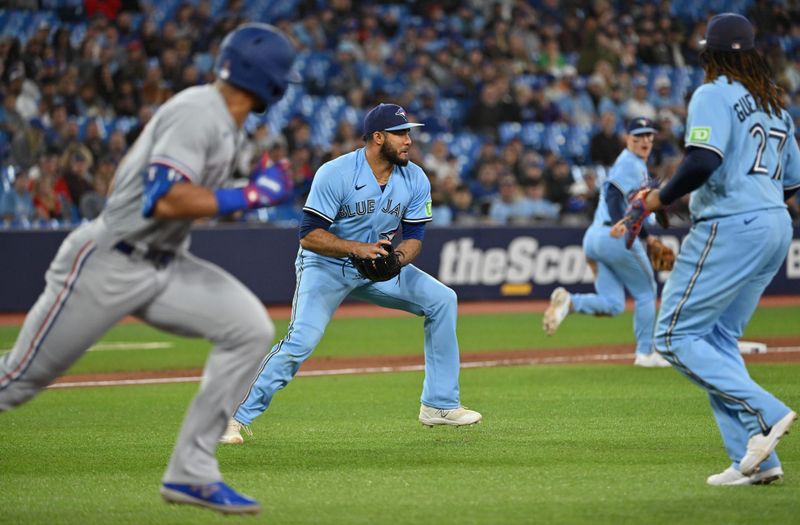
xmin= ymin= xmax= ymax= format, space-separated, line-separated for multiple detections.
xmin=221 ymin=104 xmax=481 ymax=444
xmin=543 ymin=118 xmax=670 ymax=367
xmin=634 ymin=14 xmax=799 ymax=485
xmin=0 ymin=24 xmax=298 ymax=514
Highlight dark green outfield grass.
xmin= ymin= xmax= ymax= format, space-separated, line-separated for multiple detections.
xmin=0 ymin=365 xmax=798 ymax=524
xmin=0 ymin=305 xmax=797 ymax=375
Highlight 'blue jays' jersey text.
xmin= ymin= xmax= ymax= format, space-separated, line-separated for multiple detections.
xmin=302 ymin=148 xmax=432 ymax=261
xmin=684 ymin=75 xmax=800 ymax=221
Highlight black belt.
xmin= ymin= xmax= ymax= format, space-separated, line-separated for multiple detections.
xmin=114 ymin=241 xmax=175 ymax=268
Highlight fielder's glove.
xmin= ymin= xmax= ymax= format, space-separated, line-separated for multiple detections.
xmin=647 ymin=238 xmax=676 ymax=272
xmin=349 ymin=244 xmax=402 ymax=282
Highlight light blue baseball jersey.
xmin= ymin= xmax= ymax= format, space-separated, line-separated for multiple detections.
xmin=684 ymin=75 xmax=800 ymax=221
xmin=302 ymin=148 xmax=432 ymax=260
xmin=592 ymin=148 xmax=649 ymax=227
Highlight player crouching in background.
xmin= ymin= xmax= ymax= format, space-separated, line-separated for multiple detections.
xmin=221 ymin=103 xmax=482 ymax=446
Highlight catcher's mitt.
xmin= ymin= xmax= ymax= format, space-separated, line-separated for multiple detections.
xmin=349 ymin=244 xmax=402 ymax=282
xmin=647 ymin=239 xmax=675 ymax=272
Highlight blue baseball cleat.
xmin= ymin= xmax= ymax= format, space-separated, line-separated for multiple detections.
xmin=160 ymin=481 xmax=261 ymax=515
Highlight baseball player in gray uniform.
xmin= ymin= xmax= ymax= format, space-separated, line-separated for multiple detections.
xmin=0 ymin=23 xmax=297 ymax=515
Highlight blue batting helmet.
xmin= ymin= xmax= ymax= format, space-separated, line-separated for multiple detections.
xmin=214 ymin=23 xmax=298 ymax=111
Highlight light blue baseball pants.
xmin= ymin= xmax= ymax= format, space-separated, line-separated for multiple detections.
xmin=235 ymin=252 xmax=462 ymax=425
xmin=570 ymin=224 xmax=658 ymax=355
xmin=655 ymin=208 xmax=794 ymax=471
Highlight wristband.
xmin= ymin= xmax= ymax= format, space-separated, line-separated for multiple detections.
xmin=214 ymin=187 xmax=248 ymax=216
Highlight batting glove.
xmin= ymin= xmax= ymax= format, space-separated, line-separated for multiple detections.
xmin=244 ymin=157 xmax=293 ymax=208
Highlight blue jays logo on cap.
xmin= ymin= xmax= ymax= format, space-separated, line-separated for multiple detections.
xmin=363 ymin=103 xmax=424 ymax=136
xmin=700 ymin=13 xmax=754 ymax=51
xmin=627 ymin=117 xmax=657 ymax=136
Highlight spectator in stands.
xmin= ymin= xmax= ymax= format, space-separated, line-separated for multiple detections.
xmin=624 ymin=77 xmax=657 ymax=121
xmin=518 ymin=180 xmax=561 ymax=223
xmin=329 ymin=41 xmax=363 ymax=96
xmin=538 ymin=38 xmax=569 ymax=77
xmin=488 ymin=175 xmax=525 ymax=225
xmin=430 ymin=182 xmax=453 ymax=227
xmin=465 ymin=81 xmax=521 ymax=137
xmin=651 ymin=74 xmax=685 ymax=118
xmin=529 ymin=84 xmax=562 ymax=123
xmin=331 ymin=120 xmax=361 ymax=152
xmin=83 ymin=118 xmax=107 ymax=162
xmin=544 ymin=157 xmax=573 ymax=211
xmin=598 ymin=81 xmax=626 ymax=123
xmin=140 ymin=64 xmax=173 ymax=106
xmin=651 ymin=109 xmax=681 ymax=168
xmin=469 ymin=161 xmax=501 ymax=213
xmin=55 ymin=144 xmax=93 ymax=217
xmin=79 ymin=167 xmax=108 ymax=220
xmin=424 ymin=138 xmax=459 ymax=182
xmin=585 ymin=74 xmax=608 ymax=116
xmin=31 ymin=168 xmax=68 ymax=222
xmin=450 ymin=183 xmax=480 ymax=226
xmin=112 ymin=75 xmax=140 ymax=117
xmin=125 ymin=104 xmax=155 ymax=145
xmin=589 ymin=111 xmax=623 ymax=166
xmin=0 ymin=167 xmax=34 ymax=226
xmin=105 ymin=129 xmax=128 ymax=164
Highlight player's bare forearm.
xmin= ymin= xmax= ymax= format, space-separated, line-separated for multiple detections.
xmin=395 ymin=239 xmax=421 ymax=265
xmin=152 ymin=183 xmax=220 ymax=219
xmin=300 ymin=228 xmax=390 ymax=259
xmin=644 ymin=189 xmax=663 ymax=211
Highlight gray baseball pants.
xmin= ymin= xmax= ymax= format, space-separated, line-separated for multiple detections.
xmin=0 ymin=220 xmax=273 ymax=484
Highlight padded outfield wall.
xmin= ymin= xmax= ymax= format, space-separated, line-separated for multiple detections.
xmin=1 ymin=225 xmax=799 ymax=311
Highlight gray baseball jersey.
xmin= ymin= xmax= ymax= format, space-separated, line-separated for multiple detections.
xmin=103 ymin=85 xmax=244 ymax=250
xmin=0 ymin=84 xmax=274 ymax=485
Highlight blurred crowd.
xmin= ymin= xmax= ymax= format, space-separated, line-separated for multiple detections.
xmin=1 ymin=0 xmax=799 ymax=229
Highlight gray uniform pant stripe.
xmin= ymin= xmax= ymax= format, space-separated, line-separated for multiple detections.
xmin=0 ymin=240 xmax=96 ymax=391
xmin=659 ymin=222 xmax=769 ymax=432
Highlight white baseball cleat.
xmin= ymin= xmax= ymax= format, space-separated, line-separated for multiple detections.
xmin=219 ymin=419 xmax=251 ymax=445
xmin=739 ymin=410 xmax=797 ymax=475
xmin=706 ymin=466 xmax=784 ymax=486
xmin=633 ymin=352 xmax=671 ymax=368
xmin=543 ymin=287 xmax=571 ymax=336
xmin=419 ymin=405 xmax=482 ymax=427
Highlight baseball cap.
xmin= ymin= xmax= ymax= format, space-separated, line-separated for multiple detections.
xmin=700 ymin=13 xmax=754 ymax=51
xmin=627 ymin=117 xmax=657 ymax=135
xmin=363 ymin=103 xmax=424 ymax=136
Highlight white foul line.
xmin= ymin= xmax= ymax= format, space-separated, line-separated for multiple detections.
xmin=47 ymin=346 xmax=800 ymax=390
xmin=1 ymin=341 xmax=175 ymax=353
xmin=89 ymin=342 xmax=174 ymax=351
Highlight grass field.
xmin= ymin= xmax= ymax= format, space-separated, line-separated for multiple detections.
xmin=0 ymin=305 xmax=799 ymax=524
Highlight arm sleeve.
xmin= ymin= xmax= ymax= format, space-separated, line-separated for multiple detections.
xmin=781 ymin=120 xmax=800 ymax=197
xmin=402 ymin=166 xmax=433 ymax=224
xmin=302 ymin=163 xmax=342 ymax=223
xmin=683 ymin=85 xmax=731 ymax=159
xmin=299 ymin=210 xmax=332 ymax=239
xmin=149 ymin=102 xmax=214 ymax=182
xmin=605 ymin=183 xmax=627 ymax=223
xmin=659 ymin=147 xmax=722 ymax=205
xmin=401 ymin=221 xmax=426 ymax=241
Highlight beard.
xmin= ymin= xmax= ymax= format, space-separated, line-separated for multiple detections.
xmin=379 ymin=140 xmax=409 ymax=167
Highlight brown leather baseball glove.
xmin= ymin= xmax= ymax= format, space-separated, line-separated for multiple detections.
xmin=647 ymin=238 xmax=675 ymax=272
